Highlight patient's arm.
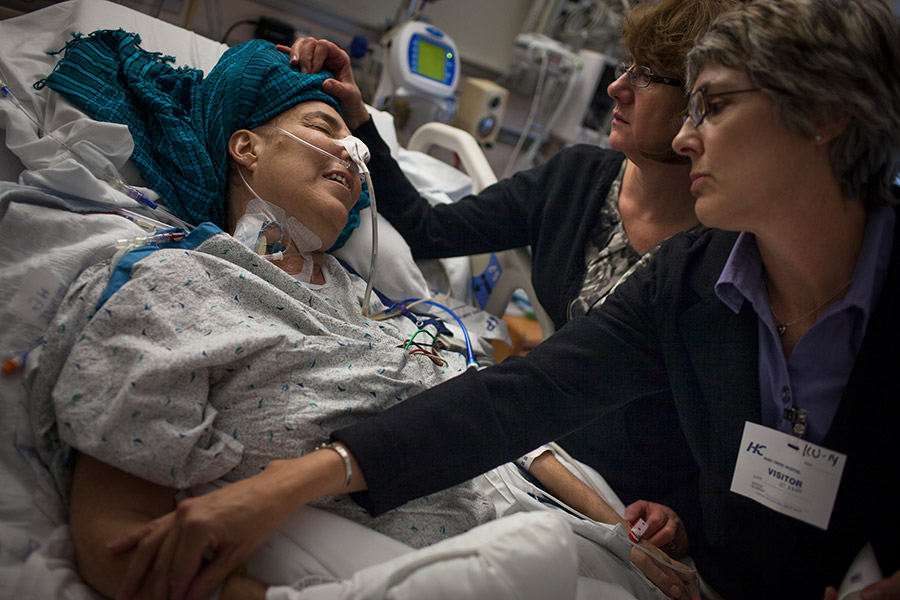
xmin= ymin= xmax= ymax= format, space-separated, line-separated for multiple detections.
xmin=527 ymin=451 xmax=696 ymax=600
xmin=70 ymin=453 xmax=266 ymax=600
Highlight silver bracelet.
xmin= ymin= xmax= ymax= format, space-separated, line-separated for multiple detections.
xmin=315 ymin=442 xmax=352 ymax=488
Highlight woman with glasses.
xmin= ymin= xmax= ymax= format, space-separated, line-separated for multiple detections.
xmin=287 ymin=0 xmax=737 ymax=552
xmin=324 ymin=0 xmax=894 ymax=597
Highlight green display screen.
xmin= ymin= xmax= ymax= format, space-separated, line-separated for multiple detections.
xmin=415 ymin=38 xmax=447 ymax=81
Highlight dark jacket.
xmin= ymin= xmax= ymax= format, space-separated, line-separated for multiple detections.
xmin=334 ymin=214 xmax=900 ymax=599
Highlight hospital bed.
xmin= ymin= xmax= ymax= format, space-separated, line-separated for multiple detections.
xmin=0 ymin=2 xmax=659 ymax=598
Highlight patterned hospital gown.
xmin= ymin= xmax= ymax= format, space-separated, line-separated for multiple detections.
xmin=35 ymin=224 xmax=494 ymax=548
xmin=569 ymin=160 xmax=706 ymax=319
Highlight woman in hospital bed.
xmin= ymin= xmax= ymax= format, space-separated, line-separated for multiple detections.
xmin=26 ymin=32 xmax=693 ymax=600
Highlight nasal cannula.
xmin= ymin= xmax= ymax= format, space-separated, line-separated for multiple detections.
xmin=1 ymin=76 xmax=159 ymax=211
xmin=331 ymin=133 xmax=378 ymax=321
xmin=256 ymin=125 xmax=380 ymax=313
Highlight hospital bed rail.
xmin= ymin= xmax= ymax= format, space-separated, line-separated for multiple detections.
xmin=405 ymin=121 xmax=556 ymax=341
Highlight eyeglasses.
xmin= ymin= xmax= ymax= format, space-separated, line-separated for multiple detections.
xmin=684 ymin=86 xmax=762 ymax=127
xmin=615 ymin=62 xmax=684 ymax=88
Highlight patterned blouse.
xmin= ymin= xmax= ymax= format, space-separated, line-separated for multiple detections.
xmin=569 ymin=160 xmax=705 ymax=320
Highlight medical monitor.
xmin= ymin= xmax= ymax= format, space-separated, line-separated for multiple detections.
xmin=383 ymin=21 xmax=459 ymax=100
xmin=552 ymin=49 xmax=617 ymax=145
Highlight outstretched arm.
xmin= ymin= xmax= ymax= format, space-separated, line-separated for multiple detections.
xmin=527 ymin=450 xmax=696 ymax=600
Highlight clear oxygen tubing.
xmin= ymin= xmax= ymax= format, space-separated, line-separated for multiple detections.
xmin=0 ymin=76 xmax=160 ymax=212
xmin=256 ymin=125 xmax=365 ymax=184
xmin=331 ymin=135 xmax=378 ymax=319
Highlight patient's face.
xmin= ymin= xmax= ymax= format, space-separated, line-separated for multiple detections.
xmin=252 ymin=101 xmax=361 ymax=250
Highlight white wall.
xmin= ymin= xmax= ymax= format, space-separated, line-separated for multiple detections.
xmin=172 ymin=0 xmax=532 ymax=75
xmin=254 ymin=0 xmax=534 ymax=74
xmin=396 ymin=0 xmax=533 ymax=74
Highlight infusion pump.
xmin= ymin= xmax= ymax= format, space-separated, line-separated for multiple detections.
xmin=374 ymin=20 xmax=459 ymax=110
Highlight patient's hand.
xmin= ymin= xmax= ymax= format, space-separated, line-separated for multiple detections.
xmin=278 ymin=38 xmax=370 ymax=130
xmin=526 ymin=452 xmax=695 ymax=598
xmin=625 ymin=500 xmax=689 ymax=559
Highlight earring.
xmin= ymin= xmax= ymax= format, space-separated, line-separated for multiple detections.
xmin=815 ymin=134 xmax=823 ymax=142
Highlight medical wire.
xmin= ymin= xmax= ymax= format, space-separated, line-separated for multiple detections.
xmin=404 ymin=329 xmax=447 ymax=366
xmin=1 ymin=77 xmax=160 ymax=212
xmin=388 ymin=298 xmax=478 ymax=369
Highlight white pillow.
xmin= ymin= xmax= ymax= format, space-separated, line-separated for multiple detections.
xmin=265 ymin=511 xmax=578 ymax=600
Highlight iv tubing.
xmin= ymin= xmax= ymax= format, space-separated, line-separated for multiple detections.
xmin=421 ymin=300 xmax=477 ymax=368
xmin=0 ymin=78 xmax=158 ymax=211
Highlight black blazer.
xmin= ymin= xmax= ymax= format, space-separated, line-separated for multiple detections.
xmin=335 ymin=208 xmax=900 ymax=599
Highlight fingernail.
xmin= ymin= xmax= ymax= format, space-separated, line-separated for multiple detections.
xmin=670 ymin=585 xmax=682 ymax=599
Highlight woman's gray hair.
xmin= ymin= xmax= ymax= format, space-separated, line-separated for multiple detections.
xmin=686 ymin=0 xmax=900 ymax=207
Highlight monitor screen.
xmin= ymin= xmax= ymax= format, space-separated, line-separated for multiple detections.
xmin=414 ymin=38 xmax=447 ymax=82
xmin=581 ymin=62 xmax=617 ymax=133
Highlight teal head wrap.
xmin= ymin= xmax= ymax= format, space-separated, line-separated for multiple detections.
xmin=38 ymin=30 xmax=369 ymax=249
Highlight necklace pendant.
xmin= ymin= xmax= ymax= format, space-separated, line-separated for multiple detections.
xmin=777 ymin=324 xmax=787 ymax=336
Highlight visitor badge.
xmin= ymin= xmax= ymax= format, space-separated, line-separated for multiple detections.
xmin=730 ymin=421 xmax=846 ymax=530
